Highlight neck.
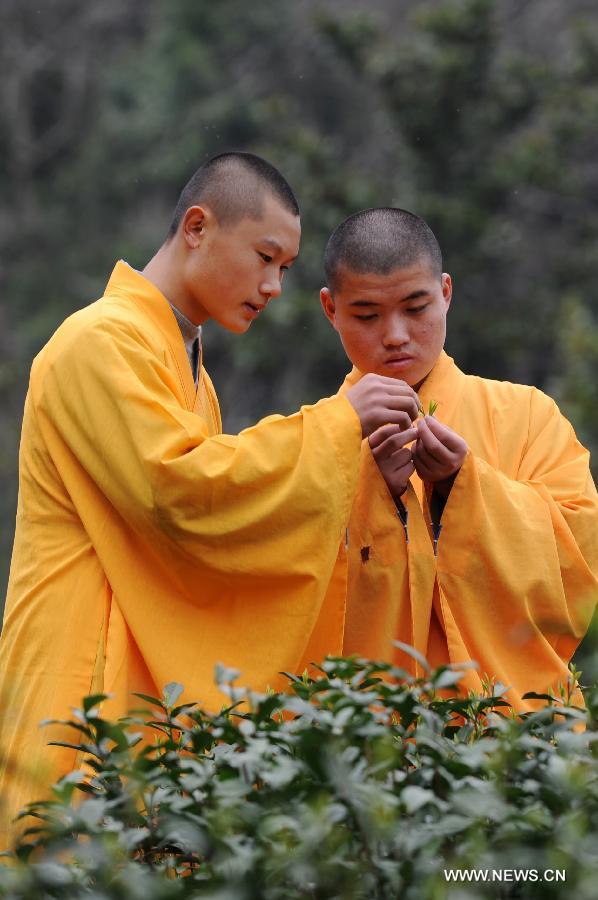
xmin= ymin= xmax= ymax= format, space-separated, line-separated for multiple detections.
xmin=143 ymin=242 xmax=205 ymax=326
xmin=412 ymin=352 xmax=446 ymax=393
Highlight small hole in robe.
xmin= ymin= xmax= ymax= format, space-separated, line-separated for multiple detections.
xmin=360 ymin=546 xmax=370 ymax=563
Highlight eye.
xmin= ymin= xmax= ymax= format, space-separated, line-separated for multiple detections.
xmin=258 ymin=252 xmax=273 ymax=263
xmin=407 ymin=304 xmax=428 ymax=314
xmin=355 ymin=314 xmax=378 ymax=321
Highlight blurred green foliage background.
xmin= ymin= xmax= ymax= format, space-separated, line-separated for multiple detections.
xmin=1 ymin=0 xmax=597 ymax=666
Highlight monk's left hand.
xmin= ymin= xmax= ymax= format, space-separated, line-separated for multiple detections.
xmin=413 ymin=416 xmax=468 ymax=498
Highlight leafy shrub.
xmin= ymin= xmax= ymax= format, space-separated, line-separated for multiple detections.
xmin=1 ymin=650 xmax=597 ymax=899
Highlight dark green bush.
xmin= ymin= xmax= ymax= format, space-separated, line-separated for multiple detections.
xmin=1 ymin=649 xmax=597 ymax=899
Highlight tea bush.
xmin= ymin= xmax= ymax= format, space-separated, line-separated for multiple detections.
xmin=1 ymin=649 xmax=597 ymax=899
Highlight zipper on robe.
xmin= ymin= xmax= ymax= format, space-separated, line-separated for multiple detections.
xmin=422 ymin=483 xmax=444 ymax=557
xmin=396 ymin=500 xmax=409 ymax=545
xmin=432 ymin=522 xmax=442 ymax=557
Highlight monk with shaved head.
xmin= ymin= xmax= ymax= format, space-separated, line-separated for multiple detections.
xmin=0 ymin=156 xmax=420 ymax=846
xmin=320 ymin=207 xmax=598 ymax=712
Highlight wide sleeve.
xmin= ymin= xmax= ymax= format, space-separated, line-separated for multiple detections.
xmin=35 ymin=317 xmax=363 ymax=587
xmin=436 ymin=388 xmax=598 ymax=699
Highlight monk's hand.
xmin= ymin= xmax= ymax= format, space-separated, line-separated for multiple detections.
xmin=412 ymin=416 xmax=468 ymax=498
xmin=345 ymin=374 xmax=420 ymax=438
xmin=369 ymin=423 xmax=419 ymax=500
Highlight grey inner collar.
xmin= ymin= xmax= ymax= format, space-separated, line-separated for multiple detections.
xmin=169 ymin=303 xmax=202 ymax=384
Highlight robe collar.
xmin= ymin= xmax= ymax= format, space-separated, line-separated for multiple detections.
xmin=414 ymin=351 xmax=466 ymax=425
xmin=104 ymin=260 xmax=199 ymax=406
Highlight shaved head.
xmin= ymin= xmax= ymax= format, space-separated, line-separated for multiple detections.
xmin=324 ymin=207 xmax=442 ymax=292
xmin=168 ymin=151 xmax=299 ymax=238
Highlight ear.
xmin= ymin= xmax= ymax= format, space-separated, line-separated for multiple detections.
xmin=441 ymin=273 xmax=452 ymax=311
xmin=181 ymin=205 xmax=212 ymax=248
xmin=320 ymin=287 xmax=337 ymax=329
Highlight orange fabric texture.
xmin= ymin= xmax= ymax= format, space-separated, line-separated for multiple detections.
xmin=0 ymin=262 xmax=362 ymax=846
xmin=336 ymin=352 xmax=598 ymax=709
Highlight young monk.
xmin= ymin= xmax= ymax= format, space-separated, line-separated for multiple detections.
xmin=0 ymin=157 xmax=420 ymax=844
xmin=320 ymin=207 xmax=598 ymax=710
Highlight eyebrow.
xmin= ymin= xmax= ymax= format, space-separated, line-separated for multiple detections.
xmin=348 ymin=290 xmax=430 ymax=307
xmin=260 ymin=238 xmax=298 ymax=262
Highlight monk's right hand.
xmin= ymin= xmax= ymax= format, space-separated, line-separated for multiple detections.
xmin=368 ymin=423 xmax=418 ymax=499
xmin=345 ymin=374 xmax=420 ymax=438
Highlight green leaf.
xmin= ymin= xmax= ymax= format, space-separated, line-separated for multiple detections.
xmin=46 ymin=740 xmax=84 ymax=752
xmin=401 ymin=785 xmax=439 ymax=813
xmin=83 ymin=693 xmax=110 ymax=713
xmin=521 ymin=691 xmax=556 ymax=701
xmin=132 ymin=692 xmax=167 ymax=710
xmin=171 ymin=702 xmax=200 ymax=718
xmin=280 ymin=671 xmax=304 ymax=683
xmin=214 ymin=663 xmax=241 ymax=684
xmin=163 ymin=682 xmax=184 ymax=708
xmin=392 ymin=641 xmax=430 ymax=672
xmin=433 ymin=668 xmax=465 ymax=689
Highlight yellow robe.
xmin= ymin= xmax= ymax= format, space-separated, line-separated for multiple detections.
xmin=0 ymin=261 xmax=362 ymax=844
xmin=338 ymin=352 xmax=598 ymax=710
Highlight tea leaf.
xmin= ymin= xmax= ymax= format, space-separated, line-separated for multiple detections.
xmin=163 ymin=681 xmax=184 ymax=708
xmin=6 ymin=651 xmax=597 ymax=896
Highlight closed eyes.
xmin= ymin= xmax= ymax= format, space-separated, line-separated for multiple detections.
xmin=355 ymin=305 xmax=428 ymax=321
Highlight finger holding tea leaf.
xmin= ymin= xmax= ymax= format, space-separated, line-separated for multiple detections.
xmin=369 ymin=423 xmax=418 ymax=452
xmin=369 ymin=423 xmax=418 ymax=500
xmin=346 ymin=374 xmax=420 ymax=437
xmin=413 ymin=416 xmax=468 ymax=496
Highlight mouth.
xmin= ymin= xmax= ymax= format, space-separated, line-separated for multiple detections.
xmin=384 ymin=355 xmax=414 ymax=369
xmin=243 ymin=301 xmax=266 ymax=318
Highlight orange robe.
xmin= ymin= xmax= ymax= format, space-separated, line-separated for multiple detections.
xmin=337 ymin=352 xmax=598 ymax=709
xmin=0 ymin=261 xmax=361 ymax=845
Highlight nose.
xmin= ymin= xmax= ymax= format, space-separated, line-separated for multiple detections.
xmin=259 ymin=275 xmax=283 ymax=300
xmin=382 ymin=314 xmax=409 ymax=348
